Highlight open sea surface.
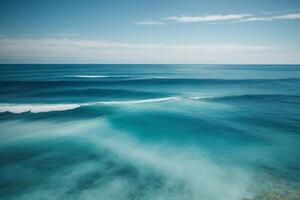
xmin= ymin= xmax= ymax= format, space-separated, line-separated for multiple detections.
xmin=0 ymin=64 xmax=300 ymax=200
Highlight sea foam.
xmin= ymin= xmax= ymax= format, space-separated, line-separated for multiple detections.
xmin=0 ymin=104 xmax=80 ymax=113
xmin=72 ymin=75 xmax=109 ymax=78
xmin=0 ymin=97 xmax=180 ymax=114
xmin=95 ymin=97 xmax=180 ymax=105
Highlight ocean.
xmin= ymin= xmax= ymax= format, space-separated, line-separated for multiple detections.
xmin=0 ymin=64 xmax=299 ymax=200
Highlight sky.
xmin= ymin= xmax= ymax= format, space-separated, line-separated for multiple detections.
xmin=0 ymin=0 xmax=300 ymax=64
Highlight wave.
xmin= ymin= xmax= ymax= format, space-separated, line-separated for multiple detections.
xmin=187 ymin=96 xmax=215 ymax=100
xmin=4 ymin=77 xmax=299 ymax=83
xmin=112 ymin=77 xmax=300 ymax=83
xmin=183 ymin=94 xmax=300 ymax=102
xmin=69 ymin=75 xmax=135 ymax=79
xmin=207 ymin=94 xmax=300 ymax=101
xmin=95 ymin=97 xmax=180 ymax=105
xmin=0 ymin=97 xmax=180 ymax=114
xmin=71 ymin=75 xmax=109 ymax=78
xmin=31 ymin=88 xmax=166 ymax=99
xmin=189 ymin=94 xmax=300 ymax=104
xmin=1 ymin=94 xmax=299 ymax=114
xmin=0 ymin=104 xmax=81 ymax=114
xmin=1 ymin=78 xmax=299 ymax=92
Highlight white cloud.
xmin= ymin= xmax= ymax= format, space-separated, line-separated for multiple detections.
xmin=274 ymin=12 xmax=300 ymax=20
xmin=162 ymin=12 xmax=300 ymax=23
xmin=0 ymin=37 xmax=298 ymax=64
xmin=166 ymin=14 xmax=251 ymax=23
xmin=240 ymin=12 xmax=300 ymax=22
xmin=135 ymin=20 xmax=165 ymax=25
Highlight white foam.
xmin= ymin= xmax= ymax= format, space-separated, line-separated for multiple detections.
xmin=128 ymin=77 xmax=179 ymax=80
xmin=0 ymin=104 xmax=80 ymax=113
xmin=0 ymin=96 xmax=220 ymax=114
xmin=87 ymin=122 xmax=255 ymax=200
xmin=94 ymin=97 xmax=180 ymax=105
xmin=0 ymin=97 xmax=181 ymax=114
xmin=73 ymin=75 xmax=109 ymax=78
xmin=188 ymin=96 xmax=214 ymax=100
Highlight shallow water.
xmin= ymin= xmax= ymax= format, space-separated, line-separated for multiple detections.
xmin=0 ymin=64 xmax=300 ymax=200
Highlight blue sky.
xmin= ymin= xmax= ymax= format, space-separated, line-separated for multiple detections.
xmin=0 ymin=0 xmax=300 ymax=63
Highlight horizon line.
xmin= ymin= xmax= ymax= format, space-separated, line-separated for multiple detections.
xmin=0 ymin=63 xmax=299 ymax=65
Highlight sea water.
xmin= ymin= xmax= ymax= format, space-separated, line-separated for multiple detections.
xmin=0 ymin=64 xmax=299 ymax=200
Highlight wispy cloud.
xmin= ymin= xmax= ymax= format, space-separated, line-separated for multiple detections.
xmin=166 ymin=14 xmax=251 ymax=23
xmin=135 ymin=20 xmax=165 ymax=25
xmin=0 ymin=37 xmax=288 ymax=64
xmin=240 ymin=12 xmax=300 ymax=21
xmin=155 ymin=12 xmax=300 ymax=24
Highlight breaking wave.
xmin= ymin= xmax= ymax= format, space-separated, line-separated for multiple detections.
xmin=2 ymin=94 xmax=299 ymax=114
xmin=72 ymin=75 xmax=109 ymax=78
xmin=0 ymin=97 xmax=180 ymax=114
xmin=0 ymin=104 xmax=81 ymax=113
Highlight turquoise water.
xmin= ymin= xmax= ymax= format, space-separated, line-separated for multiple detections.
xmin=0 ymin=64 xmax=300 ymax=200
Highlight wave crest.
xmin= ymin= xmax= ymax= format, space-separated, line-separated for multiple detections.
xmin=0 ymin=97 xmax=181 ymax=114
xmin=0 ymin=104 xmax=81 ymax=114
xmin=95 ymin=97 xmax=180 ymax=105
xmin=72 ymin=75 xmax=109 ymax=78
xmin=3 ymin=94 xmax=296 ymax=114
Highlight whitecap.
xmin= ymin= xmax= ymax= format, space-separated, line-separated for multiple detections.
xmin=0 ymin=104 xmax=80 ymax=113
xmin=188 ymin=96 xmax=215 ymax=100
xmin=0 ymin=97 xmax=180 ymax=114
xmin=72 ymin=75 xmax=109 ymax=78
xmin=94 ymin=97 xmax=180 ymax=105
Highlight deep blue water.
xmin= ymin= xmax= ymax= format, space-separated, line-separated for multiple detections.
xmin=0 ymin=64 xmax=300 ymax=200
